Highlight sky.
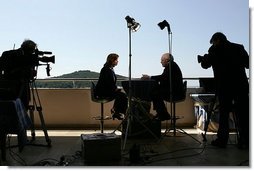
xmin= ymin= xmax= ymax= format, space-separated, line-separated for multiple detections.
xmin=0 ymin=0 xmax=250 ymax=81
xmin=0 ymin=1 xmax=252 ymax=169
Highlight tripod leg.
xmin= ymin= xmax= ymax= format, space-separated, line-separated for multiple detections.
xmin=164 ymin=102 xmax=177 ymax=136
xmin=112 ymin=105 xmax=131 ymax=134
xmin=37 ymin=107 xmax=51 ymax=146
xmin=202 ymin=105 xmax=209 ymax=141
xmin=163 ymin=102 xmax=176 ymax=136
xmin=202 ymin=98 xmax=216 ymax=142
xmin=28 ymin=105 xmax=36 ymax=140
xmin=112 ymin=106 xmax=132 ymax=150
xmin=28 ymin=80 xmax=51 ymax=147
xmin=122 ymin=114 xmax=131 ymax=150
xmin=133 ymin=101 xmax=160 ymax=140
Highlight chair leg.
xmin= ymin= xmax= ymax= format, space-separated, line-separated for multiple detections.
xmin=231 ymin=111 xmax=240 ymax=144
xmin=172 ymin=102 xmax=176 ymax=136
xmin=100 ymin=103 xmax=104 ymax=133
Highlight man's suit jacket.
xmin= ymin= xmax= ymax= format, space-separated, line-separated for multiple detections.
xmin=151 ymin=61 xmax=185 ymax=101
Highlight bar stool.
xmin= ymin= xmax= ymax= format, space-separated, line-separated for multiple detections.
xmin=90 ymin=82 xmax=114 ymax=133
xmin=165 ymin=81 xmax=187 ymax=135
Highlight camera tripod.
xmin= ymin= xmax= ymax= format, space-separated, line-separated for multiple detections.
xmin=201 ymin=95 xmax=240 ymax=143
xmin=28 ymin=79 xmax=51 ymax=147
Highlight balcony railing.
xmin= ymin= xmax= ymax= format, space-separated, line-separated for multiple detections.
xmin=34 ymin=77 xmax=202 ymax=89
xmin=29 ymin=77 xmax=203 ymax=130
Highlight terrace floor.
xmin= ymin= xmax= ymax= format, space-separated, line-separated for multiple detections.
xmin=0 ymin=127 xmax=249 ymax=168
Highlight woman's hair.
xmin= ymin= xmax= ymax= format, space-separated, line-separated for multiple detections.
xmin=104 ymin=53 xmax=119 ymax=67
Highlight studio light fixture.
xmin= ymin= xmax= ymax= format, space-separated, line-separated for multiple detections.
xmin=125 ymin=15 xmax=141 ymax=32
xmin=158 ymin=20 xmax=171 ymax=33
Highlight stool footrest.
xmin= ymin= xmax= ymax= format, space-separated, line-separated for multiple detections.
xmin=93 ymin=115 xmax=112 ymax=120
xmin=171 ymin=116 xmax=184 ymax=120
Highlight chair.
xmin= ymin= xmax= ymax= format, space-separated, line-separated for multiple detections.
xmin=165 ymin=81 xmax=187 ymax=135
xmin=0 ymin=80 xmax=31 ymax=161
xmin=90 ymin=82 xmax=114 ymax=133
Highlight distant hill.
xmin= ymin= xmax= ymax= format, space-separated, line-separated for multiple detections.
xmin=52 ymin=70 xmax=100 ymax=78
xmin=52 ymin=70 xmax=127 ymax=79
xmin=36 ymin=70 xmax=127 ymax=88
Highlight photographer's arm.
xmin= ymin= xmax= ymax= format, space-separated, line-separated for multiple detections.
xmin=200 ymin=54 xmax=211 ymax=69
xmin=240 ymin=45 xmax=249 ymax=69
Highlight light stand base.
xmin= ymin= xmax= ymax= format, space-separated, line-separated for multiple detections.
xmin=112 ymin=98 xmax=161 ymax=150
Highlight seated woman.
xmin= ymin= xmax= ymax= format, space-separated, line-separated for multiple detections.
xmin=95 ymin=53 xmax=128 ymax=120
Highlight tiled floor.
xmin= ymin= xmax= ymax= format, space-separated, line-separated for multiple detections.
xmin=0 ymin=128 xmax=249 ymax=167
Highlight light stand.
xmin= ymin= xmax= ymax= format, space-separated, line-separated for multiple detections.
xmin=158 ymin=21 xmax=201 ymax=144
xmin=121 ymin=16 xmax=159 ymax=150
xmin=113 ymin=16 xmax=159 ymax=152
xmin=158 ymin=20 xmax=177 ymax=135
xmin=112 ymin=16 xmax=141 ymax=150
xmin=123 ymin=15 xmax=140 ymax=150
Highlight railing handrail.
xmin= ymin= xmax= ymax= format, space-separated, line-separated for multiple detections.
xmin=34 ymin=77 xmax=224 ymax=88
xmin=35 ymin=77 xmax=204 ymax=81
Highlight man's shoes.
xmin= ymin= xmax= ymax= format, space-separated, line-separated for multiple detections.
xmin=111 ymin=108 xmax=124 ymax=120
xmin=112 ymin=113 xmax=124 ymax=120
xmin=154 ymin=113 xmax=171 ymax=121
xmin=159 ymin=114 xmax=171 ymax=121
xmin=211 ymin=139 xmax=227 ymax=148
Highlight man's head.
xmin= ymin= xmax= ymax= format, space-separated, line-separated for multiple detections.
xmin=161 ymin=53 xmax=172 ymax=67
xmin=21 ymin=39 xmax=37 ymax=55
xmin=210 ymin=32 xmax=227 ymax=46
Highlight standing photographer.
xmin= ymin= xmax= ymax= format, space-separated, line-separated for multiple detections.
xmin=198 ymin=32 xmax=249 ymax=148
xmin=0 ymin=39 xmax=38 ymax=110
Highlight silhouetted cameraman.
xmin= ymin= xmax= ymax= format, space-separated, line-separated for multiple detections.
xmin=0 ymin=39 xmax=38 ymax=110
xmin=198 ymin=32 xmax=249 ymax=149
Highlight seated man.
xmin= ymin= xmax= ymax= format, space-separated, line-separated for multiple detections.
xmin=141 ymin=53 xmax=185 ymax=121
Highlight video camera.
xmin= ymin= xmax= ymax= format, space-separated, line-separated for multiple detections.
xmin=197 ymin=54 xmax=208 ymax=63
xmin=34 ymin=49 xmax=55 ymax=77
xmin=35 ymin=49 xmax=55 ymax=64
